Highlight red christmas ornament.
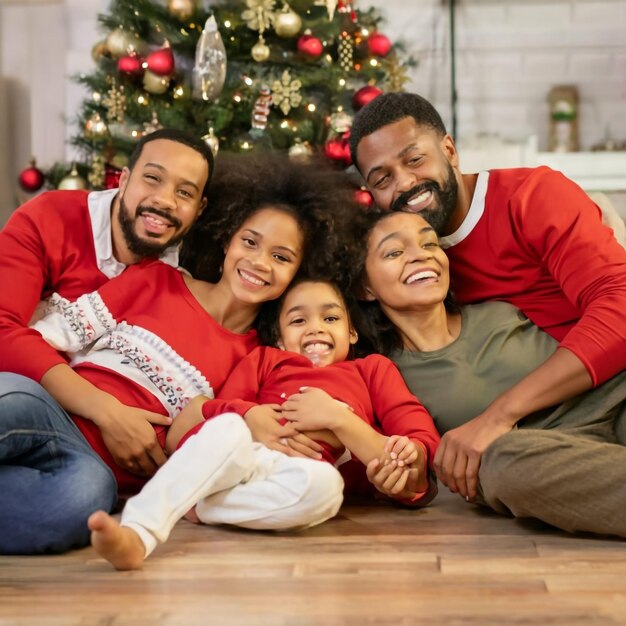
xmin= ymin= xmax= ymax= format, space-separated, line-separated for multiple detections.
xmin=354 ymin=187 xmax=373 ymax=207
xmin=352 ymin=85 xmax=383 ymax=111
xmin=297 ymin=34 xmax=323 ymax=58
xmin=324 ymin=133 xmax=352 ymax=165
xmin=18 ymin=159 xmax=45 ymax=193
xmin=146 ymin=44 xmax=175 ymax=76
xmin=367 ymin=32 xmax=391 ymax=57
xmin=104 ymin=164 xmax=123 ymax=190
xmin=324 ymin=137 xmax=345 ymax=162
xmin=118 ymin=53 xmax=143 ymax=75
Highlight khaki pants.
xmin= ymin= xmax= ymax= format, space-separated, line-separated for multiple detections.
xmin=478 ymin=371 xmax=626 ymax=537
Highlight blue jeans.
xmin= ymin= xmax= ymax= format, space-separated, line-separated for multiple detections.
xmin=0 ymin=373 xmax=117 ymax=554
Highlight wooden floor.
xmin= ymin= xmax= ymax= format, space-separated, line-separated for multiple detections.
xmin=1 ymin=487 xmax=625 ymax=626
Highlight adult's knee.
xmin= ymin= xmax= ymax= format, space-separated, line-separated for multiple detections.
xmin=0 ymin=458 xmax=116 ymax=554
xmin=0 ymin=373 xmax=47 ymax=399
xmin=480 ymin=430 xmax=558 ymax=515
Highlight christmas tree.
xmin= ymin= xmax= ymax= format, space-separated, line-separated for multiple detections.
xmin=47 ymin=0 xmax=413 ymax=201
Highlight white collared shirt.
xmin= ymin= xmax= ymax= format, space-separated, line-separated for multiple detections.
xmin=87 ymin=188 xmax=180 ymax=279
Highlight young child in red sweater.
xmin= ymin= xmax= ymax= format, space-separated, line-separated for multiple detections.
xmin=89 ymin=278 xmax=440 ymax=570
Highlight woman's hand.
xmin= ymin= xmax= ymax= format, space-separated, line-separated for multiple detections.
xmin=281 ymin=387 xmax=346 ymax=431
xmin=433 ymin=412 xmax=513 ymax=501
xmin=244 ymin=404 xmax=299 ymax=456
xmin=97 ymin=401 xmax=171 ymax=476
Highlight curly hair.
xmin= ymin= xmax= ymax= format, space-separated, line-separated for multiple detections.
xmin=347 ymin=207 xmax=459 ymax=357
xmin=348 ymin=92 xmax=447 ymax=173
xmin=180 ymin=151 xmax=359 ymax=288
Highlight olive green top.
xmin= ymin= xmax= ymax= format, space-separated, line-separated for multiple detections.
xmin=391 ymin=301 xmax=558 ymax=434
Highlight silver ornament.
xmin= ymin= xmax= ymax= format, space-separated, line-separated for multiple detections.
xmin=192 ymin=15 xmax=227 ymax=102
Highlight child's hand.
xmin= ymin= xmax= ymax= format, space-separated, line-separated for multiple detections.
xmin=366 ymin=457 xmax=413 ymax=497
xmin=281 ymin=387 xmax=346 ymax=431
xmin=384 ymin=435 xmax=418 ymax=468
xmin=244 ymin=404 xmax=302 ymax=456
xmin=367 ymin=436 xmax=429 ymax=501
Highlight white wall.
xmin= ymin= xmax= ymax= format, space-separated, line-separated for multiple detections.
xmin=1 ymin=0 xmax=625 ymax=224
xmin=375 ymin=0 xmax=626 ymax=150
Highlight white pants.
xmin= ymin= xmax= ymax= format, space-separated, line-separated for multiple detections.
xmin=120 ymin=413 xmax=344 ymax=557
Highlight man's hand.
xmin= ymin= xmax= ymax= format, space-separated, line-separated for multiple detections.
xmin=98 ymin=403 xmax=171 ymax=477
xmin=433 ymin=413 xmax=513 ymax=500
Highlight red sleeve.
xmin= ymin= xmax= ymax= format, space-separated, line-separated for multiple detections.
xmin=201 ymin=347 xmax=266 ymax=419
xmin=0 ymin=198 xmax=70 ymax=379
xmin=513 ymin=169 xmax=626 ymax=385
xmin=357 ymin=355 xmax=440 ymax=468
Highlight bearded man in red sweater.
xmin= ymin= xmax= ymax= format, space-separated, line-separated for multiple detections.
xmin=0 ymin=128 xmax=212 ymax=553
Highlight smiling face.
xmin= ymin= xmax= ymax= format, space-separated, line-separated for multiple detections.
xmin=114 ymin=138 xmax=209 ymax=260
xmin=221 ymin=206 xmax=304 ymax=306
xmin=356 ymin=117 xmax=461 ymax=236
xmin=364 ymin=212 xmax=450 ymax=312
xmin=278 ymin=281 xmax=358 ymax=368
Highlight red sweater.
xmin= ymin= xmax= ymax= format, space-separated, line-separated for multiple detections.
xmin=198 ymin=347 xmax=440 ymax=497
xmin=442 ymin=167 xmax=626 ymax=385
xmin=0 ymin=191 xmax=107 ymax=380
xmin=34 ymin=261 xmax=259 ymax=495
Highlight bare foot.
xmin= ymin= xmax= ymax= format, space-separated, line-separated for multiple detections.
xmin=88 ymin=510 xmax=146 ymax=571
xmin=184 ymin=506 xmax=200 ymax=524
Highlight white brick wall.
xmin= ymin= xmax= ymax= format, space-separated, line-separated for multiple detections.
xmin=369 ymin=0 xmax=626 ymax=150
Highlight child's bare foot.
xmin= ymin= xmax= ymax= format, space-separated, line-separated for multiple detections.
xmin=88 ymin=510 xmax=146 ymax=571
xmin=184 ymin=506 xmax=200 ymax=524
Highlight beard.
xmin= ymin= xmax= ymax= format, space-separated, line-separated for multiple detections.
xmin=118 ymin=197 xmax=184 ymax=258
xmin=390 ymin=161 xmax=458 ymax=235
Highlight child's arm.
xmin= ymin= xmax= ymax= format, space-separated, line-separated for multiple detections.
xmin=165 ymin=395 xmax=211 ymax=455
xmin=282 ymin=387 xmax=421 ymax=470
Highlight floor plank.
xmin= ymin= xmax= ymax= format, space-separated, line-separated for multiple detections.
xmin=1 ymin=488 xmax=625 ymax=626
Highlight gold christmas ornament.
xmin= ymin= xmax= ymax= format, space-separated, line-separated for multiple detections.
xmin=88 ymin=153 xmax=106 ymax=188
xmin=384 ymin=55 xmax=410 ymax=92
xmin=251 ymin=37 xmax=271 ymax=62
xmin=143 ymin=70 xmax=171 ymax=94
xmin=274 ymin=3 xmax=302 ymax=38
xmin=84 ymin=112 xmax=108 ymax=139
xmin=338 ymin=31 xmax=354 ymax=72
xmin=106 ymin=27 xmax=146 ymax=58
xmin=110 ymin=153 xmax=128 ymax=170
xmin=271 ymin=70 xmax=302 ymax=115
xmin=91 ymin=40 xmax=110 ymax=63
xmin=202 ymin=126 xmax=220 ymax=157
xmin=102 ymin=79 xmax=126 ymax=123
xmin=167 ymin=0 xmax=195 ymax=21
xmin=242 ymin=0 xmax=276 ymax=32
xmin=143 ymin=111 xmax=163 ymax=135
xmin=288 ymin=139 xmax=313 ymax=160
xmin=58 ymin=163 xmax=88 ymax=190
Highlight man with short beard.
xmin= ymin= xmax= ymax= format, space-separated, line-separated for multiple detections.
xmin=349 ymin=92 xmax=626 ymax=503
xmin=0 ymin=129 xmax=213 ymax=541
